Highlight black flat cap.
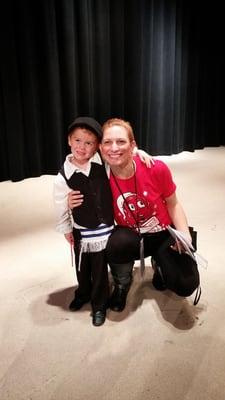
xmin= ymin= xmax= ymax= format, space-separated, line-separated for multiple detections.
xmin=68 ymin=117 xmax=102 ymax=140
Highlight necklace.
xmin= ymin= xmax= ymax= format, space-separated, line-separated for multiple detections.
xmin=110 ymin=162 xmax=145 ymax=276
xmin=111 ymin=162 xmax=139 ymax=231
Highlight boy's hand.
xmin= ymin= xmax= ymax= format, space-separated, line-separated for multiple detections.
xmin=68 ymin=190 xmax=84 ymax=209
xmin=64 ymin=232 xmax=74 ymax=245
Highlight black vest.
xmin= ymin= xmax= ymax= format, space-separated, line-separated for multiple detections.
xmin=60 ymin=161 xmax=114 ymax=229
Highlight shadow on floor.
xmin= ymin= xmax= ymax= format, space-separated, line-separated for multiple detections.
xmin=46 ymin=285 xmax=90 ymax=312
xmin=45 ymin=267 xmax=205 ymax=330
xmin=107 ymin=268 xmax=205 ymax=330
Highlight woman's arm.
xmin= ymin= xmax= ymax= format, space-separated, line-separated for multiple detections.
xmin=165 ymin=192 xmax=192 ymax=243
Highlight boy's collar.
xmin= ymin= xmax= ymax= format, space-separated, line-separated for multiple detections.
xmin=65 ymin=152 xmax=103 ymax=179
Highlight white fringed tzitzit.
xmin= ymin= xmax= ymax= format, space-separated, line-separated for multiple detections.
xmin=77 ymin=224 xmax=114 ymax=270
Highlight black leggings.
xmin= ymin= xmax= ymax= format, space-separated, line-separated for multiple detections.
xmin=106 ymin=226 xmax=200 ymax=297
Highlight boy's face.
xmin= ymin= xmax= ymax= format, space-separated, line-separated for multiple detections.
xmin=68 ymin=128 xmax=99 ymax=165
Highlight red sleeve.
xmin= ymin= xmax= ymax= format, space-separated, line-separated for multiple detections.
xmin=153 ymin=160 xmax=176 ymax=198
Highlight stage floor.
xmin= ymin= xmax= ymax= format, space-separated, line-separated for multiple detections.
xmin=0 ymin=147 xmax=225 ymax=400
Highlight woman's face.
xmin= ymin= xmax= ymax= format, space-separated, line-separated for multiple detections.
xmin=100 ymin=125 xmax=136 ymax=167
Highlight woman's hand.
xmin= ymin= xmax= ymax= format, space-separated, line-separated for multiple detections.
xmin=170 ymin=231 xmax=193 ymax=254
xmin=68 ymin=190 xmax=84 ymax=209
xmin=133 ymin=147 xmax=155 ymax=168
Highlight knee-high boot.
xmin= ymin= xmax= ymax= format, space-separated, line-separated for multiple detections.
xmin=109 ymin=262 xmax=134 ymax=312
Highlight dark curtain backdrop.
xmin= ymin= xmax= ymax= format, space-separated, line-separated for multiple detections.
xmin=0 ymin=0 xmax=224 ymax=182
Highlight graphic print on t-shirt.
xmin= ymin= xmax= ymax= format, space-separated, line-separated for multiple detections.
xmin=116 ymin=191 xmax=163 ymax=233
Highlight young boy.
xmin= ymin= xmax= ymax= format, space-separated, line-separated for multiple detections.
xmin=53 ymin=117 xmax=114 ymax=326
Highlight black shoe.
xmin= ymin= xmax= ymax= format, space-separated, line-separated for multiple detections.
xmin=69 ymin=297 xmax=89 ymax=311
xmin=92 ymin=310 xmax=106 ymax=327
xmin=109 ymin=284 xmax=130 ymax=312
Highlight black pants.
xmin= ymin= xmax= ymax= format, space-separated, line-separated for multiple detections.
xmin=106 ymin=226 xmax=200 ymax=297
xmin=74 ymin=248 xmax=109 ymax=312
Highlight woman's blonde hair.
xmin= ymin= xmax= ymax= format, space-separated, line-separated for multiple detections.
xmin=102 ymin=118 xmax=135 ymax=142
